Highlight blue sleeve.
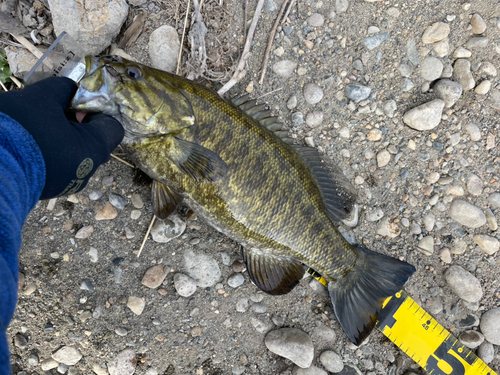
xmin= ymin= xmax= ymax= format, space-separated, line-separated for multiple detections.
xmin=0 ymin=112 xmax=45 ymax=375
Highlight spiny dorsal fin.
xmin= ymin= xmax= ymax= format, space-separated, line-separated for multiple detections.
xmin=151 ymin=180 xmax=183 ymax=219
xmin=231 ymin=94 xmax=294 ymax=144
xmin=242 ymin=247 xmax=305 ymax=295
xmin=293 ymin=145 xmax=357 ymax=222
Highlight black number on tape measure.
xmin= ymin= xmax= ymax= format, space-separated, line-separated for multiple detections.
xmin=426 ymin=336 xmax=474 ymax=375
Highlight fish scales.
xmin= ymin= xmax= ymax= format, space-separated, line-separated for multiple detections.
xmin=71 ymin=55 xmax=415 ymax=345
xmin=129 ymin=75 xmax=356 ymax=281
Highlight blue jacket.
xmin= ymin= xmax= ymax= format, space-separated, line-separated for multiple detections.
xmin=0 ymin=112 xmax=45 ymax=375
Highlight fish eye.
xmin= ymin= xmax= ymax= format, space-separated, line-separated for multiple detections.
xmin=126 ymin=67 xmax=141 ymax=79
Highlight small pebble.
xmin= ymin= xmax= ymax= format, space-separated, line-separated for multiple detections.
xmin=477 ymin=341 xmax=495 ymax=364
xmin=174 ymin=273 xmax=197 ymax=297
xmin=228 ymin=273 xmax=245 ymax=288
xmin=473 ymin=235 xmax=499 ymax=255
xmin=422 ymin=22 xmax=450 ymax=43
xmin=470 ymin=14 xmax=487 ymax=34
xmin=265 ymin=328 xmax=314 ymax=368
xmin=141 ymin=265 xmax=168 ymax=288
xmin=444 ymin=266 xmax=483 ymax=303
xmin=303 ymin=83 xmax=324 ymax=104
xmin=131 ymin=193 xmax=144 ymax=209
xmin=449 ymin=200 xmax=486 ymax=228
xmin=95 ymin=203 xmax=118 ymax=220
xmin=345 ymin=84 xmax=371 ymax=101
xmin=319 ymin=350 xmax=344 ymax=373
xmin=127 ymin=296 xmax=146 ymax=315
xmin=75 ymin=225 xmax=94 ymax=239
xmin=51 ymin=346 xmax=82 ymax=366
xmin=376 ymin=150 xmax=391 ymax=167
xmin=480 ymin=308 xmax=500 ymax=345
xmin=109 ymin=193 xmax=127 ymax=210
xmin=459 ymin=330 xmax=484 ymax=349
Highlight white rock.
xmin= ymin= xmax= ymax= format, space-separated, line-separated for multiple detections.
xmin=184 ymin=250 xmax=221 ymax=287
xmin=48 ymin=0 xmax=128 ymax=55
xmin=376 ymin=149 xmax=391 ymax=167
xmin=445 ymin=266 xmax=483 ymax=303
xmin=151 ymin=214 xmax=186 ymax=243
xmin=292 ymin=365 xmax=328 ymax=375
xmin=422 ymin=22 xmax=450 ymax=43
xmin=5 ymin=46 xmax=39 ymax=79
xmin=51 ymin=347 xmax=82 ymax=366
xmin=453 ymin=47 xmax=472 ymax=58
xmin=449 ymin=200 xmax=486 ymax=228
xmin=107 ymin=349 xmax=137 ymax=375
xmin=265 ymin=328 xmax=314 ymax=368
xmin=420 ymin=56 xmax=443 ymax=81
xmin=480 ymin=308 xmax=500 ymax=345
xmin=454 ymin=59 xmax=475 ymax=91
xmin=174 ymin=273 xmax=197 ymax=297
xmin=403 ymin=99 xmax=445 ymax=131
xmin=470 ymin=14 xmax=487 ymax=34
xmin=148 ymin=25 xmax=180 ymax=73
xmin=434 ymin=80 xmax=463 ymax=108
xmin=272 ymin=60 xmax=298 ymax=78
xmin=127 ymin=296 xmax=146 ymax=315
xmin=473 ymin=235 xmax=499 ymax=255
xmin=319 ymin=350 xmax=344 ymax=373
xmin=475 ymin=80 xmax=491 ymax=95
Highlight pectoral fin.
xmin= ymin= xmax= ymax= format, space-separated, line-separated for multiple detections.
xmin=151 ymin=180 xmax=183 ymax=219
xmin=171 ymin=138 xmax=229 ymax=183
xmin=242 ymin=248 xmax=305 ymax=295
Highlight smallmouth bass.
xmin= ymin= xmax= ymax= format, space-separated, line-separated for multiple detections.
xmin=71 ymin=55 xmax=415 ymax=345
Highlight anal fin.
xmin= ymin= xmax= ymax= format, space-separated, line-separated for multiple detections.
xmin=242 ymin=248 xmax=305 ymax=295
xmin=151 ymin=180 xmax=183 ymax=219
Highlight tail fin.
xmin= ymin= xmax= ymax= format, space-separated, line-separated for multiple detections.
xmin=328 ymin=246 xmax=415 ymax=345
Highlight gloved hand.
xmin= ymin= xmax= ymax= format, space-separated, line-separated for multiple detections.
xmin=0 ymin=77 xmax=124 ymax=199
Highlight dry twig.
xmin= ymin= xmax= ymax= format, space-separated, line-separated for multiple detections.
xmin=110 ymin=154 xmax=135 ymax=168
xmin=258 ymin=0 xmax=290 ymax=85
xmin=10 ymin=34 xmax=44 ymax=59
xmin=282 ymin=0 xmax=295 ymax=25
xmin=217 ymin=0 xmax=265 ymax=96
xmin=137 ymin=215 xmax=156 ymax=258
xmin=118 ymin=13 xmax=146 ymax=49
xmin=243 ymin=0 xmax=248 ymax=41
xmin=177 ymin=0 xmax=191 ymax=75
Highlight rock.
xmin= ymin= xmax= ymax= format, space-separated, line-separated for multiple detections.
xmin=27 ymin=352 xmax=39 ymax=366
xmin=228 ymin=273 xmax=245 ymax=288
xmin=141 ymin=265 xmax=168 ymax=288
xmin=89 ymin=190 xmax=104 ymax=200
xmin=127 ymin=296 xmax=145 ymax=315
xmin=335 ymin=0 xmax=349 ymax=13
xmin=403 ymin=99 xmax=444 ymax=131
xmin=489 ymin=193 xmax=500 ymax=209
xmin=95 ymin=203 xmax=118 ymax=220
xmin=478 ymin=62 xmax=497 ymax=77
xmin=266 ymin=0 xmax=277 ymax=11
xmin=5 ymin=46 xmax=39 ymax=79
xmin=383 ymin=100 xmax=397 ymax=117
xmin=449 ymin=200 xmax=486 ymax=228
xmin=151 ymin=214 xmax=186 ymax=243
xmin=485 ymin=209 xmax=498 ymax=231
xmin=308 ymin=13 xmax=324 ymax=27
xmin=480 ymin=308 xmax=500 ymax=345
xmin=434 ymin=80 xmax=462 ymax=108
xmin=92 ymin=363 xmax=109 ymax=375
xmin=41 ymin=358 xmax=60 ymax=371
xmin=377 ymin=150 xmax=391 ymax=167
xmin=362 ymin=33 xmax=389 ymax=50
xmin=48 ymin=0 xmax=128 ymax=55
xmin=51 ymin=346 xmax=82 ymax=365
xmin=422 ymin=22 xmax=450 ymax=43
xmin=451 ymin=240 xmax=467 ymax=255
xmin=398 ymin=63 xmax=413 ymax=78
xmin=319 ymin=350 xmax=344 ymax=373
xmin=272 ymin=60 xmax=297 ymax=78
xmin=401 ymin=78 xmax=415 ymax=91
xmin=465 ymin=37 xmax=488 ymax=48
xmin=407 ymin=39 xmax=419 ymax=66
xmin=417 ymin=236 xmax=434 ymax=256
xmin=305 ymin=111 xmax=324 ymax=128
xmin=477 ymin=342 xmax=495 ymax=364
xmin=292 ymin=112 xmax=304 ymax=124
xmin=184 ymin=250 xmax=221 ymax=287
xmin=131 ymin=194 xmax=143 ymax=209
xmin=467 ymin=174 xmax=483 ymax=195
xmin=432 ymin=39 xmax=449 ymax=57
xmin=470 ymin=14 xmax=487 ymax=34
xmin=174 ymin=273 xmax=197 ymax=297
xmin=345 ymin=84 xmax=371 ymax=102
xmin=489 ymin=89 xmax=500 ymax=111
xmin=473 ymin=235 xmax=499 ymax=255
xmin=236 ymin=298 xmax=249 ymax=312
xmin=265 ymin=328 xmax=314 ymax=368
xmin=367 ymin=129 xmax=382 ymax=141
xmin=453 ymin=47 xmax=472 ymax=58
xmin=115 ymin=327 xmax=128 ymax=336
xmin=80 ymin=279 xmax=95 ymax=292
xmin=440 ymin=248 xmax=452 ymax=264
xmin=454 ymin=59 xmax=475 ymax=91
xmin=420 ymin=56 xmax=443 ymax=81
xmin=148 ymin=25 xmax=180 ymax=72
xmin=445 ymin=266 xmax=483 ymax=303
xmin=465 ymin=123 xmax=482 ymax=141
xmin=109 ymin=193 xmax=127 ymax=210
xmin=14 ymin=333 xmax=28 ymax=349
xmin=459 ymin=330 xmax=484 ymax=349
xmin=75 ymin=225 xmax=94 ymax=239
xmin=251 ymin=317 xmax=274 ymax=334
xmin=107 ymin=349 xmax=137 ymax=375
xmin=303 ymin=83 xmax=324 ymax=104
xmin=287 ymin=95 xmax=297 ymax=109
xmin=474 ymin=80 xmax=491 ymax=95
xmin=292 ymin=365 xmax=328 ymax=375
xmin=458 ymin=314 xmax=480 ymax=329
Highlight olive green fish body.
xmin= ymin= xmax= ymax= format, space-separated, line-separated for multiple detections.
xmin=71 ymin=56 xmax=415 ymax=345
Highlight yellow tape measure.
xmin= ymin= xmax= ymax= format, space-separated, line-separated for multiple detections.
xmin=306 ymin=269 xmax=498 ymax=375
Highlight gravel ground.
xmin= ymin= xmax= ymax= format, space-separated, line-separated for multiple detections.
xmin=6 ymin=0 xmax=500 ymax=374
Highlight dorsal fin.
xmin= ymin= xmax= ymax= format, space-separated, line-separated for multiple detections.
xmin=231 ymin=94 xmax=294 ymax=144
xmin=293 ymin=145 xmax=357 ymax=222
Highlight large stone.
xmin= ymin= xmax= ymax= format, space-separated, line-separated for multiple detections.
xmin=445 ymin=266 xmax=483 ymax=303
xmin=148 ymin=25 xmax=180 ymax=73
xmin=480 ymin=308 xmax=500 ymax=345
xmin=48 ymin=0 xmax=128 ymax=55
xmin=403 ymin=99 xmax=444 ymax=131
xmin=454 ymin=59 xmax=475 ymax=91
xmin=434 ymin=79 xmax=462 ymax=108
xmin=184 ymin=250 xmax=221 ymax=287
xmin=422 ymin=22 xmax=450 ymax=43
xmin=265 ymin=328 xmax=314 ymax=368
xmin=449 ymin=200 xmax=486 ymax=228
xmin=5 ymin=46 xmax=39 ymax=79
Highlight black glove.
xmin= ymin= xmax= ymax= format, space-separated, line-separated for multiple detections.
xmin=0 ymin=77 xmax=124 ymax=200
